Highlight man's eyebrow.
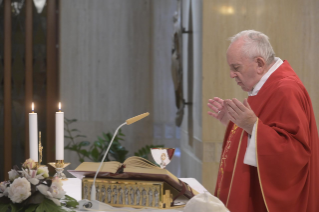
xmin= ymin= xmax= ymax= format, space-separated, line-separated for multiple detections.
xmin=231 ymin=64 xmax=241 ymax=67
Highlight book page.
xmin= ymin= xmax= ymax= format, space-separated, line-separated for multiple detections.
xmin=74 ymin=161 xmax=122 ymax=173
xmin=124 ymin=156 xmax=161 ymax=169
xmin=123 ymin=156 xmax=179 ymax=183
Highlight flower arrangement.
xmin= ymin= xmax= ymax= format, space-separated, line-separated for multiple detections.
xmin=0 ymin=159 xmax=78 ymax=212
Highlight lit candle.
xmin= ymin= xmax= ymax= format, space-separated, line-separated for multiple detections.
xmin=29 ymin=103 xmax=38 ymax=162
xmin=56 ymin=102 xmax=64 ymax=160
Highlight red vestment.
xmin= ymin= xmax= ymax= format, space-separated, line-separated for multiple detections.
xmin=214 ymin=61 xmax=319 ymax=212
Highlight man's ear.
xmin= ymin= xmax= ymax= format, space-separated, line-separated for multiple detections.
xmin=256 ymin=57 xmax=266 ymax=74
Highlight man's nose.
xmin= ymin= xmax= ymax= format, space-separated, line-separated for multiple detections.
xmin=230 ymin=70 xmax=236 ymax=78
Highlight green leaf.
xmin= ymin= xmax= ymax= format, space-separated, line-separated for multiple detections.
xmin=80 ymin=149 xmax=89 ymax=157
xmin=97 ymin=137 xmax=104 ymax=142
xmin=71 ymin=129 xmax=79 ymax=132
xmin=10 ymin=203 xmax=22 ymax=212
xmin=0 ymin=196 xmax=11 ymax=204
xmin=106 ymin=133 xmax=112 ymax=140
xmin=102 ymin=133 xmax=108 ymax=139
xmin=91 ymin=148 xmax=100 ymax=161
xmin=94 ymin=140 xmax=103 ymax=148
xmin=35 ymin=198 xmax=65 ymax=212
xmin=25 ymin=204 xmax=38 ymax=212
xmin=22 ymin=191 xmax=45 ymax=206
xmin=79 ymin=141 xmax=90 ymax=147
xmin=0 ymin=203 xmax=10 ymax=212
xmin=61 ymin=195 xmax=79 ymax=208
xmin=66 ymin=145 xmax=78 ymax=151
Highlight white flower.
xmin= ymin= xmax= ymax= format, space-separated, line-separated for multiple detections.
xmin=37 ymin=184 xmax=49 ymax=196
xmin=37 ymin=184 xmax=61 ymax=206
xmin=20 ymin=169 xmax=44 ymax=185
xmin=7 ymin=177 xmax=31 ymax=203
xmin=22 ymin=158 xmax=37 ymax=170
xmin=0 ymin=181 xmax=10 ymax=197
xmin=36 ymin=177 xmax=66 ymax=206
xmin=49 ymin=177 xmax=66 ymax=199
xmin=8 ymin=169 xmax=19 ymax=181
xmin=37 ymin=166 xmax=49 ymax=178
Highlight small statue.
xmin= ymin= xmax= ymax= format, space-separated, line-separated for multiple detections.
xmin=118 ymin=186 xmax=123 ymax=204
xmin=148 ymin=188 xmax=153 ymax=206
xmin=113 ymin=186 xmax=118 ymax=204
xmin=101 ymin=186 xmax=106 ymax=203
xmin=84 ymin=185 xmax=88 ymax=199
xmin=154 ymin=188 xmax=159 ymax=207
xmin=96 ymin=186 xmax=100 ymax=200
xmin=124 ymin=187 xmax=129 ymax=205
xmin=107 ymin=186 xmax=112 ymax=203
xmin=142 ymin=188 xmax=147 ymax=206
xmin=136 ymin=188 xmax=141 ymax=205
xmin=130 ymin=187 xmax=135 ymax=205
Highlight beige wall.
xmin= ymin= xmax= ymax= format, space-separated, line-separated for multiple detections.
xmin=202 ymin=0 xmax=319 ymax=192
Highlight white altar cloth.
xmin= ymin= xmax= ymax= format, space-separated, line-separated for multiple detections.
xmin=63 ymin=178 xmax=207 ymax=212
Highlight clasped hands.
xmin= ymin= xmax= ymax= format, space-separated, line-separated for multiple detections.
xmin=207 ymin=97 xmax=257 ymax=135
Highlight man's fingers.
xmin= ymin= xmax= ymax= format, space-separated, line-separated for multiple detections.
xmin=212 ymin=97 xmax=224 ymax=104
xmin=225 ymin=104 xmax=238 ymax=120
xmin=207 ymin=103 xmax=219 ymax=113
xmin=208 ymin=98 xmax=223 ymax=109
xmin=207 ymin=111 xmax=218 ymax=119
xmin=232 ymin=98 xmax=247 ymax=112
xmin=225 ymin=99 xmax=241 ymax=115
xmin=228 ymin=113 xmax=236 ymax=123
xmin=243 ymin=98 xmax=251 ymax=109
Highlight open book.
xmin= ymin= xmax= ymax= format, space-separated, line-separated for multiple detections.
xmin=68 ymin=156 xmax=198 ymax=199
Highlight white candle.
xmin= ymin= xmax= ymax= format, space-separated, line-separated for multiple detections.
xmin=29 ymin=103 xmax=38 ymax=162
xmin=55 ymin=102 xmax=64 ymax=160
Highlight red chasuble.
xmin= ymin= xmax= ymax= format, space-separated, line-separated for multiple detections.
xmin=214 ymin=61 xmax=319 ymax=212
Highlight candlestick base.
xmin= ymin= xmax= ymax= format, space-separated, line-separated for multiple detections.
xmin=48 ymin=160 xmax=70 ymax=181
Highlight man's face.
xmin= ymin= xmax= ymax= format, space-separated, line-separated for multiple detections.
xmin=226 ymin=40 xmax=260 ymax=92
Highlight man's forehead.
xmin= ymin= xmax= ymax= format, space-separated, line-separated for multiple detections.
xmin=227 ymin=49 xmax=243 ymax=66
xmin=227 ymin=40 xmax=246 ymax=65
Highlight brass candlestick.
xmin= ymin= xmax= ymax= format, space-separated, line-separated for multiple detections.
xmin=48 ymin=160 xmax=70 ymax=180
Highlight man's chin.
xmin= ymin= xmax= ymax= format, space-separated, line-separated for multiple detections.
xmin=239 ymin=85 xmax=250 ymax=92
xmin=236 ymin=82 xmax=251 ymax=91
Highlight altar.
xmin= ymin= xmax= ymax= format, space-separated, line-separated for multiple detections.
xmin=63 ymin=177 xmax=207 ymax=212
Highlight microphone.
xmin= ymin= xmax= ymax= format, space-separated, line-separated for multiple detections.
xmin=126 ymin=112 xmax=149 ymax=125
xmin=86 ymin=112 xmax=150 ymax=208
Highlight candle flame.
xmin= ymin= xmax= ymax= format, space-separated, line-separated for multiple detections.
xmin=31 ymin=102 xmax=34 ymax=112
xmin=58 ymin=102 xmax=61 ymax=112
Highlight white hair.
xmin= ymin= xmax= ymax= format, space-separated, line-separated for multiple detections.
xmin=229 ymin=30 xmax=275 ymax=65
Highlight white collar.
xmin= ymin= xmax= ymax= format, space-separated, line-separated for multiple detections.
xmin=248 ymin=57 xmax=283 ymax=96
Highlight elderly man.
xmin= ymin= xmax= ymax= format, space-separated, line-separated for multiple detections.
xmin=207 ymin=30 xmax=319 ymax=212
